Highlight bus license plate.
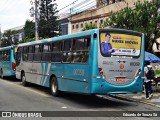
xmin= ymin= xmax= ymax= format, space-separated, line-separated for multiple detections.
xmin=116 ymin=77 xmax=125 ymax=83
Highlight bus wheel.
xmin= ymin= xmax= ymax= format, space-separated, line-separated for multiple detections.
xmin=21 ymin=73 xmax=28 ymax=86
xmin=50 ymin=77 xmax=60 ymax=97
xmin=0 ymin=69 xmax=4 ymax=79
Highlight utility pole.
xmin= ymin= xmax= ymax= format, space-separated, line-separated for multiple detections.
xmin=30 ymin=0 xmax=39 ymax=41
xmin=35 ymin=0 xmax=39 ymax=40
xmin=0 ymin=24 xmax=1 ymax=47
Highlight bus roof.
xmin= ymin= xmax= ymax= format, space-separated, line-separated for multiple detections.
xmin=0 ymin=45 xmax=17 ymax=51
xmin=17 ymin=29 xmax=98 ymax=47
xmin=17 ymin=28 xmax=143 ymax=47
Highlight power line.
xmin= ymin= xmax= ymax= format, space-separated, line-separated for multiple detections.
xmin=24 ymin=0 xmax=123 ymax=39
xmin=58 ymin=0 xmax=78 ymax=12
xmin=23 ymin=1 xmax=96 ymax=35
xmin=37 ymin=0 xmax=120 ymax=32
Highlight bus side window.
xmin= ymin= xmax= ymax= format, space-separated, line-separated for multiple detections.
xmin=7 ymin=50 xmax=10 ymax=61
xmin=62 ymin=40 xmax=72 ymax=63
xmin=72 ymin=38 xmax=84 ymax=63
xmin=3 ymin=51 xmax=7 ymax=61
xmin=1 ymin=51 xmax=3 ymax=61
xmin=27 ymin=46 xmax=33 ymax=61
xmin=41 ymin=43 xmax=51 ymax=62
xmin=0 ymin=51 xmax=1 ymax=61
xmin=71 ymin=37 xmax=90 ymax=63
xmin=81 ymin=51 xmax=89 ymax=63
xmin=81 ymin=37 xmax=90 ymax=63
xmin=84 ymin=38 xmax=91 ymax=50
xmin=16 ymin=47 xmax=22 ymax=66
xmin=22 ymin=47 xmax=28 ymax=61
xmin=51 ymin=42 xmax=62 ymax=62
xmin=33 ymin=44 xmax=41 ymax=62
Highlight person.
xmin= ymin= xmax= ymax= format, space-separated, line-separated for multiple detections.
xmin=144 ymin=62 xmax=153 ymax=99
xmin=101 ymin=33 xmax=115 ymax=54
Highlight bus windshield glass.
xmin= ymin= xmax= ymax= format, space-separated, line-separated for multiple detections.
xmin=100 ymin=32 xmax=142 ymax=57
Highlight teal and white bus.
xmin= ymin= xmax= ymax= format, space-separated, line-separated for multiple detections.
xmin=15 ymin=29 xmax=145 ymax=96
xmin=0 ymin=46 xmax=17 ymax=78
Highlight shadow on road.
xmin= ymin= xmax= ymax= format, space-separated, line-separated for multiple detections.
xmin=2 ymin=77 xmax=21 ymax=82
xmin=1 ymin=77 xmax=136 ymax=109
xmin=52 ymin=93 xmax=136 ymax=109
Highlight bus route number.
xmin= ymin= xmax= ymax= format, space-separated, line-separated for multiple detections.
xmin=73 ymin=69 xmax=85 ymax=76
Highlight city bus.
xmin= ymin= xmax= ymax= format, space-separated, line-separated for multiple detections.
xmin=15 ymin=28 xmax=145 ymax=96
xmin=0 ymin=46 xmax=17 ymax=78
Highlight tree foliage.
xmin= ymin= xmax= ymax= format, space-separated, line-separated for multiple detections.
xmin=39 ymin=0 xmax=60 ymax=38
xmin=24 ymin=20 xmax=35 ymax=40
xmin=82 ymin=23 xmax=98 ymax=31
xmin=1 ymin=30 xmax=16 ymax=47
xmin=103 ymin=0 xmax=160 ymax=52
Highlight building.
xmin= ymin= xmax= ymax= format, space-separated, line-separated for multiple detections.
xmin=0 ymin=26 xmax=2 ymax=40
xmin=58 ymin=13 xmax=71 ymax=35
xmin=4 ymin=25 xmax=25 ymax=43
xmin=70 ymin=0 xmax=144 ymax=33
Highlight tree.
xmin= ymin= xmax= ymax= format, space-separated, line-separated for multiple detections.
xmin=103 ymin=0 xmax=160 ymax=52
xmin=39 ymin=0 xmax=60 ymax=38
xmin=21 ymin=20 xmax=35 ymax=43
xmin=1 ymin=30 xmax=16 ymax=47
xmin=24 ymin=20 xmax=35 ymax=40
xmin=82 ymin=23 xmax=98 ymax=31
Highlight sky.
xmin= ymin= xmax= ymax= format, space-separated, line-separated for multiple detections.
xmin=0 ymin=0 xmax=79 ymax=32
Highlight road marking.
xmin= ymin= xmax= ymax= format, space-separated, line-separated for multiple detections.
xmin=1 ymin=79 xmax=49 ymax=97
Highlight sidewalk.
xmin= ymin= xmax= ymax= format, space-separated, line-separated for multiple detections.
xmin=111 ymin=86 xmax=160 ymax=108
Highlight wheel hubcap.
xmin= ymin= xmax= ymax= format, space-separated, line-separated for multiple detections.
xmin=52 ymin=81 xmax=57 ymax=93
xmin=22 ymin=76 xmax=25 ymax=82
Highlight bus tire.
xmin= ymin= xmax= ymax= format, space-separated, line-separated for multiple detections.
xmin=50 ymin=77 xmax=60 ymax=97
xmin=21 ymin=72 xmax=28 ymax=86
xmin=0 ymin=69 xmax=4 ymax=79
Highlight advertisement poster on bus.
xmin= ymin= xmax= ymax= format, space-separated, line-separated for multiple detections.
xmin=100 ymin=33 xmax=142 ymax=56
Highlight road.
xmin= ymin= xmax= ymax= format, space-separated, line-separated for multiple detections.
xmin=0 ymin=77 xmax=160 ymax=120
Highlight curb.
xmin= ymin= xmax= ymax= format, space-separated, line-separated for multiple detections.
xmin=109 ymin=94 xmax=160 ymax=108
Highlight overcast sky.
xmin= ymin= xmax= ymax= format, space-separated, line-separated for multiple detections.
xmin=0 ymin=0 xmax=79 ymax=32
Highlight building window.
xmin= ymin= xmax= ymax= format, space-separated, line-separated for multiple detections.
xmin=72 ymin=25 xmax=75 ymax=29
xmin=76 ymin=24 xmax=79 ymax=29
xmin=95 ymin=21 xmax=97 ymax=25
xmin=81 ymin=23 xmax=83 ymax=28
xmin=100 ymin=19 xmax=103 ymax=24
xmin=112 ymin=0 xmax=116 ymax=4
xmin=60 ymin=24 xmax=68 ymax=35
xmin=106 ymin=17 xmax=109 ymax=21
xmin=115 ymin=0 xmax=120 ymax=2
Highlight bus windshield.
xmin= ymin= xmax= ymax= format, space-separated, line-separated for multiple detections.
xmin=100 ymin=32 xmax=142 ymax=57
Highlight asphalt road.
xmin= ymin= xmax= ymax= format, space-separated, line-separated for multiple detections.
xmin=0 ymin=77 xmax=160 ymax=120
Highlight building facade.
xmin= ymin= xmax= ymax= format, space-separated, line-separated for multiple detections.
xmin=58 ymin=14 xmax=71 ymax=35
xmin=70 ymin=0 xmax=144 ymax=33
xmin=4 ymin=26 xmax=25 ymax=44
